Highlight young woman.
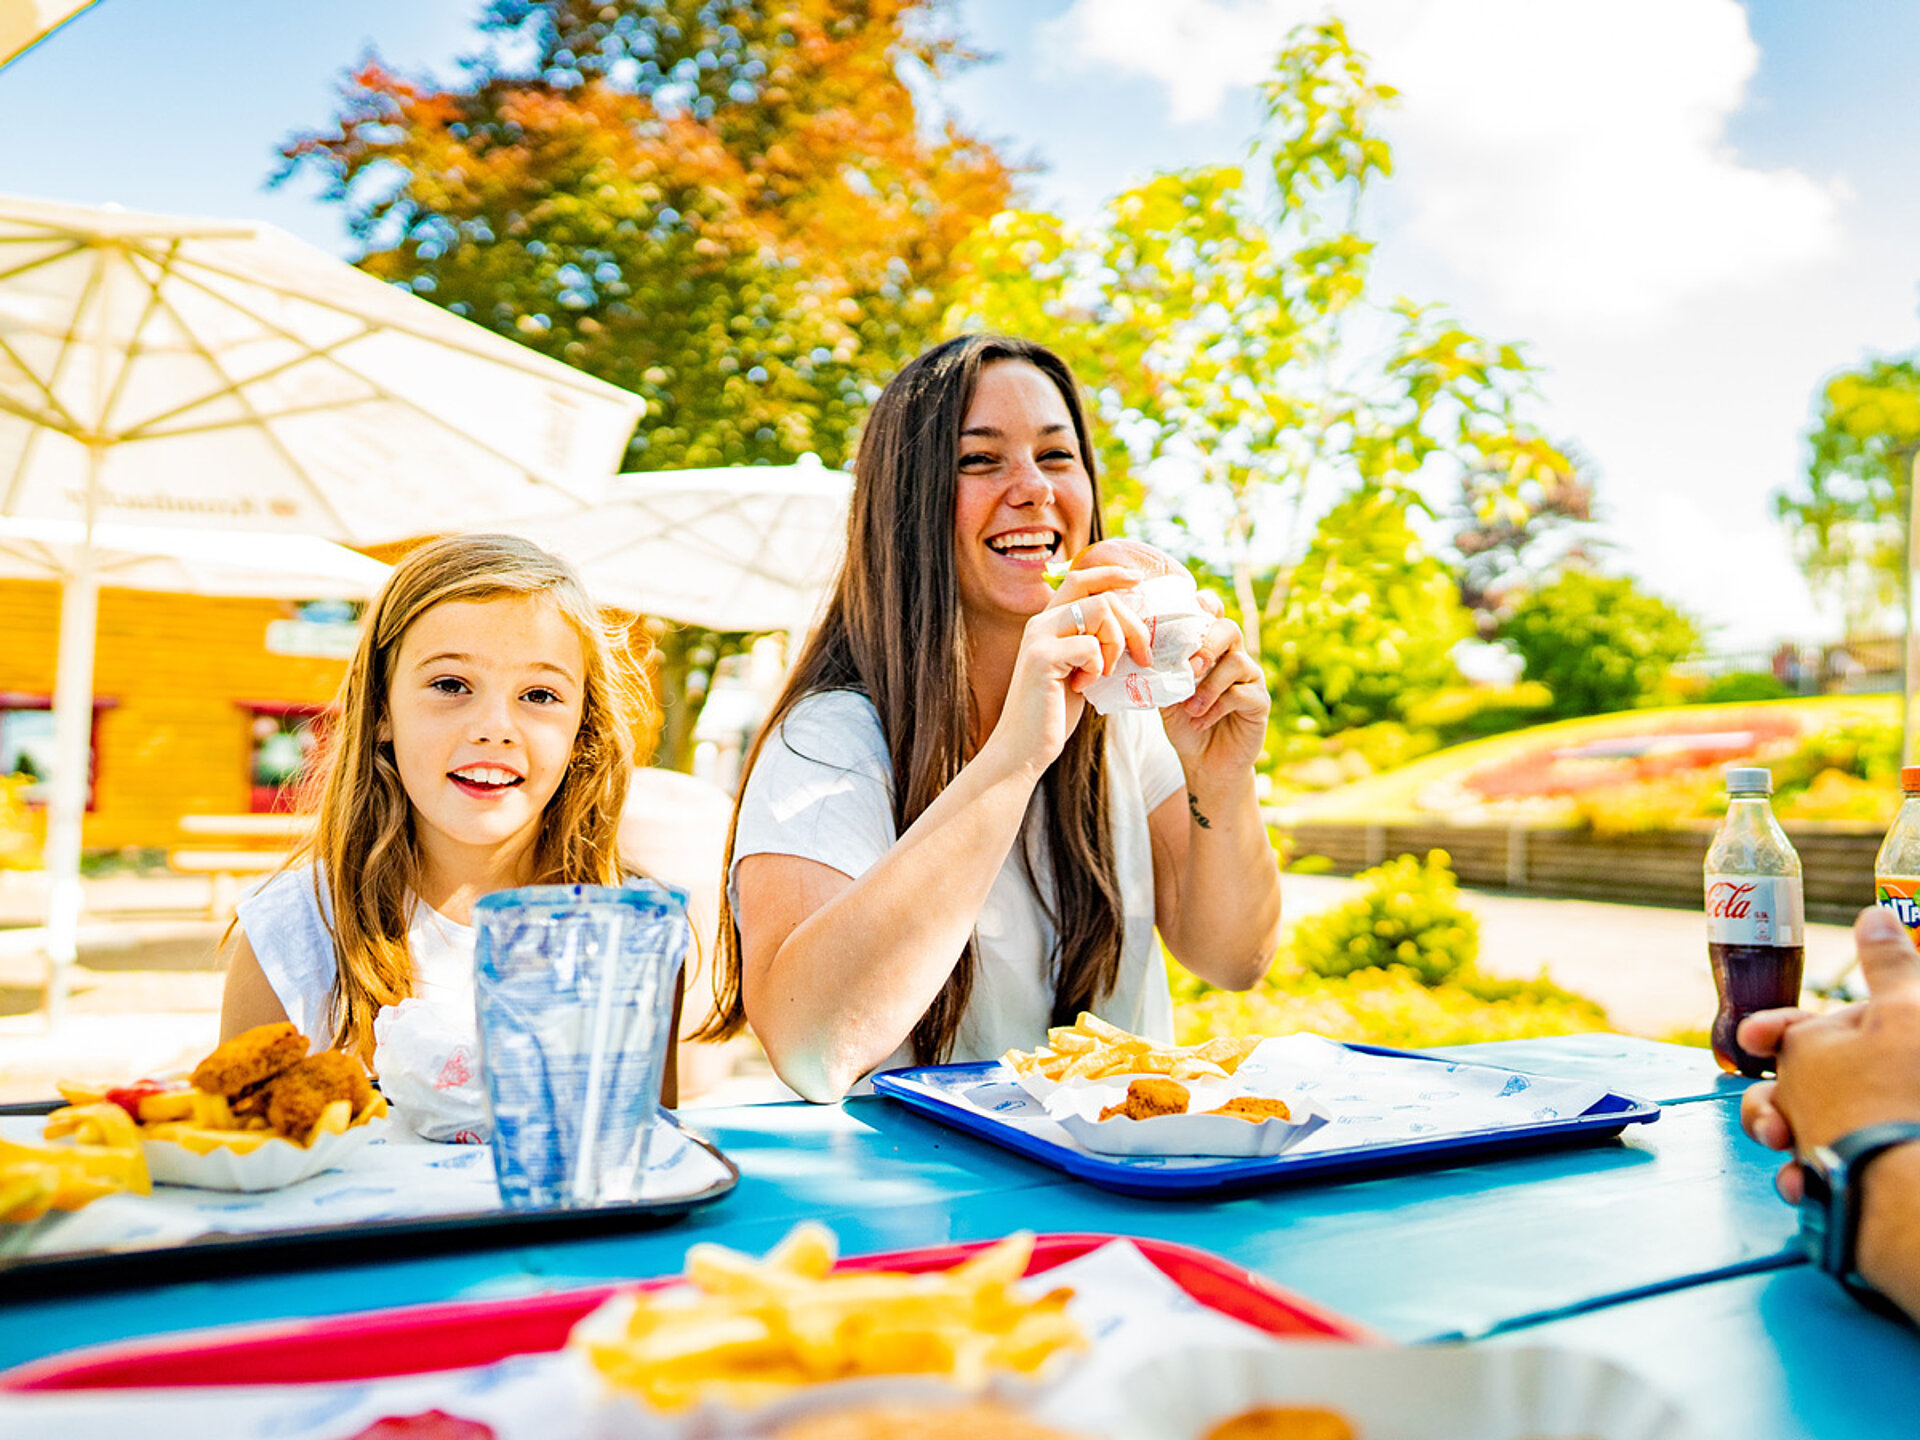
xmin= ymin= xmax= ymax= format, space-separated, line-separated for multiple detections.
xmin=700 ymin=334 xmax=1283 ymax=1101
xmin=216 ymin=534 xmax=649 ymax=1081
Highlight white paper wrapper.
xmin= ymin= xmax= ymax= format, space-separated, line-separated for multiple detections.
xmin=140 ymin=1117 xmax=386 ymax=1192
xmin=1038 ymin=1072 xmax=1327 ymax=1158
xmin=1081 ymin=573 xmax=1210 ymax=715
xmin=1108 ymin=1340 xmax=1703 ymax=1440
xmin=373 ymin=993 xmax=492 ymax=1143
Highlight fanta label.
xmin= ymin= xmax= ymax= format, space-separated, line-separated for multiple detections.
xmin=1705 ymin=875 xmax=1804 ymax=945
xmin=1875 ymin=877 xmax=1920 ymax=938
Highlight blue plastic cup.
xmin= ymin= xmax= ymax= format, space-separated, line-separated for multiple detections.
xmin=473 ymin=881 xmax=689 ymax=1209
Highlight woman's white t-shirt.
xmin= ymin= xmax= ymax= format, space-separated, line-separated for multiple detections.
xmin=729 ymin=690 xmax=1187 ymax=1075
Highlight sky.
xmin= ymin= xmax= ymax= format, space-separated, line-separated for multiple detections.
xmin=3 ymin=0 xmax=1917 ymax=650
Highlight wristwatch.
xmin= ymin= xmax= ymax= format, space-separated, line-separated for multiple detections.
xmin=1798 ymin=1121 xmax=1920 ymax=1318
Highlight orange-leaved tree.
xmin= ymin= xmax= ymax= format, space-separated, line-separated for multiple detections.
xmin=281 ymin=0 xmax=1014 ymax=470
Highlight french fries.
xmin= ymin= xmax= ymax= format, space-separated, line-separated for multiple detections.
xmin=1 ymin=1103 xmax=150 ymax=1221
xmin=574 ymin=1222 xmax=1087 ymax=1411
xmin=1003 ymin=1013 xmax=1263 ymax=1085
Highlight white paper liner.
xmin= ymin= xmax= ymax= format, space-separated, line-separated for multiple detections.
xmin=1036 ymin=1072 xmax=1327 ymax=1158
xmin=140 ymin=1117 xmax=386 ymax=1192
xmin=1106 ymin=1340 xmax=1703 ymax=1440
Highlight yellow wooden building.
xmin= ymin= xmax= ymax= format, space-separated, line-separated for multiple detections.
xmin=0 ymin=579 xmax=350 ymax=857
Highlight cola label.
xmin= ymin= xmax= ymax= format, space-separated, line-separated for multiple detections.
xmin=1705 ymin=876 xmax=1804 ymax=946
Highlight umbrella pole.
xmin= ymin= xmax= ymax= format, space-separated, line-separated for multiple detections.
xmin=41 ymin=461 xmax=102 ymax=1025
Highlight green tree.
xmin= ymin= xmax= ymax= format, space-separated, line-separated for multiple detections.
xmin=1268 ymin=489 xmax=1472 ymax=732
xmin=1501 ymin=571 xmax=1699 ymax=717
xmin=281 ymin=0 xmax=1013 ymax=471
xmin=1775 ymin=356 xmax=1920 ymax=631
xmin=947 ymin=20 xmax=1569 ymax=666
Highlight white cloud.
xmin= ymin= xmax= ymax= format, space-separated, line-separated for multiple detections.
xmin=1050 ymin=0 xmax=1844 ymax=328
xmin=1042 ymin=0 xmax=1312 ymax=123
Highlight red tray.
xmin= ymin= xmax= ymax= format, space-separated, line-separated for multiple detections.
xmin=1 ymin=1232 xmax=1373 ymax=1391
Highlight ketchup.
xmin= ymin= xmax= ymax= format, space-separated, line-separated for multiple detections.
xmin=103 ymin=1078 xmax=189 ymax=1120
xmin=344 ymin=1413 xmax=497 ymax=1440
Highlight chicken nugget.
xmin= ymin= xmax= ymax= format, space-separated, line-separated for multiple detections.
xmin=264 ymin=1050 xmax=374 ymax=1141
xmin=1201 ymin=1405 xmax=1354 ymax=1440
xmin=190 ymin=1022 xmax=308 ymax=1099
xmin=1097 ymin=1076 xmax=1190 ymax=1122
xmin=1206 ymin=1095 xmax=1293 ymax=1124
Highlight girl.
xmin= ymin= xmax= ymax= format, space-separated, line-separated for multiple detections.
xmin=699 ymin=335 xmax=1283 ymax=1102
xmin=217 ymin=533 xmax=653 ymax=1095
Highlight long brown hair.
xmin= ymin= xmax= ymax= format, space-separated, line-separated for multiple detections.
xmin=295 ymin=533 xmax=649 ymax=1058
xmin=698 ymin=335 xmax=1125 ymax=1063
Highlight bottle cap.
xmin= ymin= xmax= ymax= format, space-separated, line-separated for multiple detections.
xmin=1724 ymin=766 xmax=1773 ymax=796
xmin=1903 ymin=766 xmax=1920 ymax=794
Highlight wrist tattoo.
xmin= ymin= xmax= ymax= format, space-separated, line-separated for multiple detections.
xmin=1187 ymin=792 xmax=1212 ymax=830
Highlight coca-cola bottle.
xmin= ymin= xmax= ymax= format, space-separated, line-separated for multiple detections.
xmin=1703 ymin=766 xmax=1805 ymax=1077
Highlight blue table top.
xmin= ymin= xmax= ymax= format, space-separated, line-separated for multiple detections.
xmin=2 ymin=1035 xmax=1913 ymax=1439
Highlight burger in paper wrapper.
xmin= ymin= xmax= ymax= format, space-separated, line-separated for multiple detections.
xmin=1067 ymin=540 xmax=1212 ymax=716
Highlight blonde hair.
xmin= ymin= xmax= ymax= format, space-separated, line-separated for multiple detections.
xmin=294 ymin=533 xmax=650 ymax=1059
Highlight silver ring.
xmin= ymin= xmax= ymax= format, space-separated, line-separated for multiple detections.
xmin=1068 ymin=601 xmax=1087 ymax=636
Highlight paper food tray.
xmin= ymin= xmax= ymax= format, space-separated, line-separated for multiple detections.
xmin=1037 ymin=1070 xmax=1326 ymax=1158
xmin=1111 ymin=1340 xmax=1703 ymax=1440
xmin=140 ymin=1116 xmax=384 ymax=1191
xmin=872 ymin=1040 xmax=1659 ymax=1196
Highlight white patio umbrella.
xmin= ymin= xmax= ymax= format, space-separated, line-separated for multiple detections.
xmin=0 ymin=516 xmax=389 ymax=597
xmin=0 ymin=0 xmax=98 ymax=69
xmin=0 ymin=193 xmax=647 ymax=1012
xmin=503 ymin=458 xmax=851 ymax=633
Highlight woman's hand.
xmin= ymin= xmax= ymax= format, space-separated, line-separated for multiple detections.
xmin=1160 ymin=592 xmax=1268 ymax=780
xmin=982 ymin=563 xmax=1152 ymax=773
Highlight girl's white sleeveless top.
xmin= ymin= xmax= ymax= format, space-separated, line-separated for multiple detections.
xmin=236 ymin=865 xmax=474 ymax=1045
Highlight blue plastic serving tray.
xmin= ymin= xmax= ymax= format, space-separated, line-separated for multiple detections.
xmin=870 ymin=1042 xmax=1661 ymax=1197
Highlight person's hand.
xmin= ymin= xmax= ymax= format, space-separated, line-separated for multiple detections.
xmin=984 ymin=563 xmax=1151 ymax=773
xmin=1739 ymin=907 xmax=1920 ymax=1202
xmin=1160 ymin=591 xmax=1268 ymax=779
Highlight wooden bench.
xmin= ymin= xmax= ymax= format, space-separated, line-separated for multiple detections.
xmin=169 ymin=814 xmax=309 ymax=916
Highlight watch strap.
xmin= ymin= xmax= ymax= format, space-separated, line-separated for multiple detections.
xmin=1814 ymin=1121 xmax=1920 ymax=1319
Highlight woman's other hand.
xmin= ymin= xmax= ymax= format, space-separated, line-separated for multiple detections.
xmin=1161 ymin=592 xmax=1268 ymax=778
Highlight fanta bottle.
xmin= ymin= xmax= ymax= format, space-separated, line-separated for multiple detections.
xmin=1874 ymin=766 xmax=1920 ymax=943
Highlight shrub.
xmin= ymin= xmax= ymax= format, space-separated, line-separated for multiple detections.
xmin=1501 ymin=571 xmax=1699 ymax=717
xmin=1292 ymin=851 xmax=1478 ymax=986
xmin=1264 ymin=721 xmax=1441 ymax=792
xmin=1169 ymin=849 xmax=1611 ymax=1047
xmin=0 ymin=776 xmax=39 ymax=870
xmin=1703 ymin=672 xmax=1791 ymax=704
xmin=1173 ymin=965 xmax=1610 ymax=1049
xmin=1402 ymin=682 xmax=1554 ymax=744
